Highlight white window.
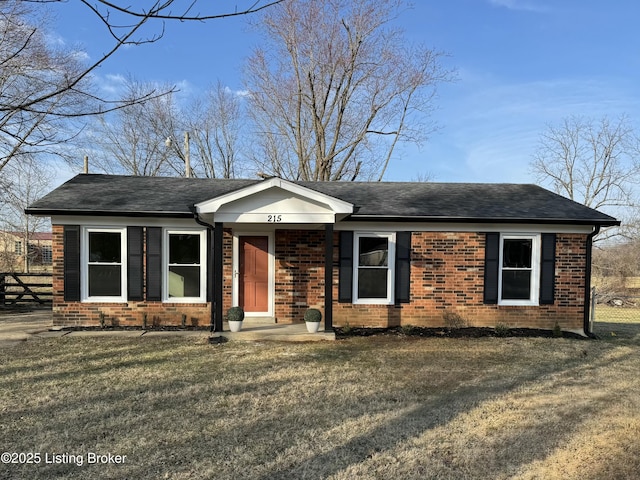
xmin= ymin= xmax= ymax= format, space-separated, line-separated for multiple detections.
xmin=498 ymin=234 xmax=540 ymax=306
xmin=353 ymin=232 xmax=395 ymax=304
xmin=82 ymin=227 xmax=127 ymax=302
xmin=14 ymin=241 xmax=22 ymax=255
xmin=42 ymin=245 xmax=52 ymax=265
xmin=164 ymin=229 xmax=206 ymax=303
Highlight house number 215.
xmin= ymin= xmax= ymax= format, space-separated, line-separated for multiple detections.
xmin=267 ymin=214 xmax=282 ymax=222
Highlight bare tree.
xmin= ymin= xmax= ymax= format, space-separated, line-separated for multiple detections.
xmin=411 ymin=171 xmax=435 ymax=182
xmin=85 ymin=78 xmax=246 ymax=178
xmin=186 ymin=81 xmax=246 ymax=179
xmin=531 ymin=115 xmax=640 ymax=241
xmin=84 ymin=78 xmax=180 ymax=176
xmin=532 ymin=115 xmax=640 ymax=210
xmin=19 ymin=0 xmax=282 ymax=113
xmin=0 ymin=0 xmax=282 ymax=173
xmin=0 ymin=1 xmax=93 ymax=172
xmin=244 ymin=0 xmax=453 ymax=181
xmin=592 ymin=238 xmax=640 ymax=302
xmin=0 ymin=156 xmax=52 ymax=272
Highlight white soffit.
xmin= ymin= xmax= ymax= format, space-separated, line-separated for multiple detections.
xmin=194 ymin=177 xmax=353 ymax=223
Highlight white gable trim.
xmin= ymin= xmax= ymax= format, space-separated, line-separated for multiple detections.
xmin=194 ymin=177 xmax=353 ymax=224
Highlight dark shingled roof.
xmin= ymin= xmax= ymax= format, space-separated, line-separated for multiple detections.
xmin=26 ymin=174 xmax=619 ymax=226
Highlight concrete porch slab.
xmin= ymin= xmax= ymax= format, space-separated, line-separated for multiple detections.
xmin=212 ymin=322 xmax=335 ymax=342
xmin=0 ymin=310 xmax=335 ymax=344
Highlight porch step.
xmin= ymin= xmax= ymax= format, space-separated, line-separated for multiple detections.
xmin=242 ymin=316 xmax=277 ymax=325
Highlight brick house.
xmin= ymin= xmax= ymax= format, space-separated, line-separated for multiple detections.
xmin=26 ymin=174 xmax=618 ymax=335
xmin=0 ymin=230 xmax=53 ymax=272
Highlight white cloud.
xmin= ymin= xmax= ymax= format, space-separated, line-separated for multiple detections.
xmin=395 ymin=74 xmax=640 ymax=183
xmin=44 ymin=32 xmax=66 ymax=47
xmin=95 ymin=73 xmax=127 ymax=96
xmin=223 ymin=86 xmax=250 ymax=97
xmin=71 ymin=50 xmax=90 ymax=62
xmin=488 ymin=0 xmax=550 ymax=13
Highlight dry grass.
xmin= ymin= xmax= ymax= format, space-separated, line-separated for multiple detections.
xmin=595 ymin=304 xmax=640 ymax=325
xmin=623 ymin=276 xmax=640 ymax=289
xmin=1 ymin=325 xmax=640 ymax=479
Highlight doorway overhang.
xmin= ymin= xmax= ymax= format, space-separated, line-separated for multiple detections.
xmin=194 ymin=177 xmax=354 ymax=224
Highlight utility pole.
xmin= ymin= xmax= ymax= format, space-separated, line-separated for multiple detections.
xmin=184 ymin=131 xmax=191 ymax=178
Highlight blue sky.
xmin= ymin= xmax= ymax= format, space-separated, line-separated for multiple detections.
xmin=51 ymin=0 xmax=640 ymax=185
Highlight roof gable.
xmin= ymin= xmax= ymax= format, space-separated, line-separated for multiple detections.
xmin=195 ymin=177 xmax=353 ymax=223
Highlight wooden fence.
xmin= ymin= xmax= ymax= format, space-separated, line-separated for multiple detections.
xmin=0 ymin=272 xmax=52 ymax=307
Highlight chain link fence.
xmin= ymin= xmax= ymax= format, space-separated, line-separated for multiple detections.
xmin=592 ymin=287 xmax=640 ymax=325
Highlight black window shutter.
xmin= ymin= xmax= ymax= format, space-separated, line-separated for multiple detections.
xmin=338 ymin=231 xmax=353 ymax=303
xmin=395 ymin=232 xmax=412 ymax=303
xmin=127 ymin=226 xmax=144 ymax=301
xmin=63 ymin=225 xmax=81 ymax=301
xmin=483 ymin=232 xmax=500 ymax=304
xmin=146 ymin=227 xmax=162 ymax=301
xmin=539 ymin=233 xmax=556 ymax=304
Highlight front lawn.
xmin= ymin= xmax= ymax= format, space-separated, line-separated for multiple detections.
xmin=1 ymin=325 xmax=639 ymax=479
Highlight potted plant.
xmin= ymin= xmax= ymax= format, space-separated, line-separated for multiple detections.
xmin=304 ymin=308 xmax=322 ymax=333
xmin=227 ymin=306 xmax=245 ymax=332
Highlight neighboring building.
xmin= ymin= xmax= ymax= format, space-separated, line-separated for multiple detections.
xmin=0 ymin=230 xmax=53 ymax=272
xmin=26 ymin=174 xmax=618 ymax=335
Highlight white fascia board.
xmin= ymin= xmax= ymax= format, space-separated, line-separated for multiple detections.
xmin=51 ymin=215 xmax=201 ymax=228
xmin=50 ymin=216 xmax=596 ymax=235
xmin=195 ymin=177 xmax=353 ymax=215
xmin=333 ymin=222 xmax=595 ymax=234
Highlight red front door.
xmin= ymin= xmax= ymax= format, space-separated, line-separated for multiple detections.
xmin=239 ymin=236 xmax=269 ymax=312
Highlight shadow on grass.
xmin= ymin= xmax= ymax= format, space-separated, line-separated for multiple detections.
xmin=593 ymin=321 xmax=640 ymax=342
xmin=1 ymin=336 xmax=638 ymax=479
xmin=249 ymin=340 xmax=636 ymax=480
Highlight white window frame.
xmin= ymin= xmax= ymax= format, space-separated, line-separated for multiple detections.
xmin=498 ymin=233 xmax=540 ymax=306
xmin=163 ymin=228 xmax=207 ymax=303
xmin=81 ymin=227 xmax=127 ymax=303
xmin=353 ymin=232 xmax=395 ymax=305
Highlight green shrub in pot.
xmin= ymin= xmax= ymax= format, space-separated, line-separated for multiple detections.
xmin=227 ymin=306 xmax=245 ymax=332
xmin=304 ymin=308 xmax=322 ymax=323
xmin=304 ymin=308 xmax=322 ymax=332
xmin=227 ymin=306 xmax=245 ymax=322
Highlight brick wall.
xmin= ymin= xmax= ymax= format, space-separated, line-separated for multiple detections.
xmin=51 ymin=225 xmax=589 ymax=331
xmin=274 ymin=229 xmax=326 ymax=322
xmin=332 ymin=232 xmax=588 ymax=331
xmin=51 ymin=225 xmax=211 ymax=327
xmin=269 ymin=230 xmax=587 ymax=331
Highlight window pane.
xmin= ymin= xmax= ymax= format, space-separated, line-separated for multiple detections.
xmin=358 ymin=268 xmax=388 ymax=298
xmin=502 ymin=270 xmax=531 ymax=300
xmin=89 ymin=232 xmax=121 ymax=262
xmin=88 ymin=265 xmax=122 ymax=296
xmin=169 ymin=234 xmax=200 ymax=264
xmin=503 ymin=239 xmax=532 ymax=268
xmin=169 ymin=266 xmax=201 ymax=298
xmin=359 ymin=237 xmax=388 ymax=266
